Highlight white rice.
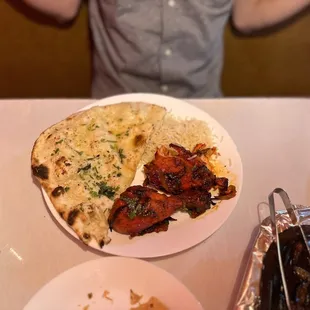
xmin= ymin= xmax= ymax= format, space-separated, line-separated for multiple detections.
xmin=141 ymin=112 xmax=234 ymax=182
xmin=141 ymin=112 xmax=214 ymax=164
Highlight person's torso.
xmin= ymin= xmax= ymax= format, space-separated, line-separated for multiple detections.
xmin=89 ymin=0 xmax=232 ymax=98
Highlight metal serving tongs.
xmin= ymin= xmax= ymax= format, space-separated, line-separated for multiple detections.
xmin=268 ymin=188 xmax=310 ymax=310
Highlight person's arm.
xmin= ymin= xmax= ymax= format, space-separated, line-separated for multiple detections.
xmin=23 ymin=0 xmax=82 ymax=22
xmin=232 ymin=0 xmax=310 ymax=33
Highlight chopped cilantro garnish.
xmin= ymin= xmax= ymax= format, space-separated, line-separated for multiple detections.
xmin=101 ymin=139 xmax=117 ymax=143
xmin=122 ymin=197 xmax=139 ymax=209
xmin=87 ymin=123 xmax=99 ymax=131
xmin=87 ymin=155 xmax=100 ymax=160
xmin=128 ymin=210 xmax=136 ymax=220
xmin=79 ymin=174 xmax=85 ymax=180
xmin=90 ymin=191 xmax=99 ymax=198
xmin=118 ymin=148 xmax=126 ymax=163
xmin=55 ymin=139 xmax=63 ymax=144
xmin=77 ymin=163 xmax=91 ymax=173
xmin=64 ymin=187 xmax=70 ymax=192
xmin=97 ymin=182 xmax=119 ymax=200
xmin=51 ymin=148 xmax=60 ymax=156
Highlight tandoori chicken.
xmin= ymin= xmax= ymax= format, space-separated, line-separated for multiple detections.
xmin=144 ymin=143 xmax=216 ymax=194
xmin=108 ymin=185 xmax=183 ymax=237
xmin=109 ymin=143 xmax=236 ymax=237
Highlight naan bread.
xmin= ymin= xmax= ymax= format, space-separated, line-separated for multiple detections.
xmin=31 ymin=102 xmax=166 ymax=247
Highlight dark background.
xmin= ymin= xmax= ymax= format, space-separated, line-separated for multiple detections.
xmin=1 ymin=1 xmax=310 ymax=98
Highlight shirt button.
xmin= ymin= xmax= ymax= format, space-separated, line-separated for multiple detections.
xmin=161 ymin=85 xmax=169 ymax=93
xmin=164 ymin=48 xmax=172 ymax=56
xmin=168 ymin=0 xmax=175 ymax=7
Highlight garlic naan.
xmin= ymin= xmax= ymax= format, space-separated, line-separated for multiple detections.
xmin=31 ymin=102 xmax=166 ymax=246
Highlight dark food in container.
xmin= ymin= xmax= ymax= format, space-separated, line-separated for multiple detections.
xmin=260 ymin=225 xmax=310 ymax=310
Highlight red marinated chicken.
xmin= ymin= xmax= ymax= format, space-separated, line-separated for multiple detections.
xmin=108 ymin=186 xmax=183 ymax=237
xmin=144 ymin=143 xmax=216 ymax=194
xmin=178 ymin=190 xmax=213 ymax=218
xmin=109 ymin=144 xmax=236 ymax=237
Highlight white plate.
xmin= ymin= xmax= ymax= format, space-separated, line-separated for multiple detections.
xmin=24 ymin=257 xmax=203 ymax=310
xmin=42 ymin=93 xmax=243 ymax=258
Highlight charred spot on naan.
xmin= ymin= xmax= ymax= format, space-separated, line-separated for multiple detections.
xmin=52 ymin=186 xmax=65 ymax=197
xmin=133 ymin=134 xmax=146 ymax=147
xmin=56 ymin=156 xmax=71 ymax=167
xmin=32 ymin=164 xmax=49 ymax=180
xmin=83 ymin=232 xmax=90 ymax=240
xmin=55 ymin=156 xmax=72 ymax=176
xmin=67 ymin=209 xmax=79 ymax=226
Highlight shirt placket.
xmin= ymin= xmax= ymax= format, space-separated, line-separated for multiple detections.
xmin=160 ymin=0 xmax=176 ymax=94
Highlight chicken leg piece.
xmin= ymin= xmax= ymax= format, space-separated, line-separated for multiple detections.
xmin=108 ymin=185 xmax=183 ymax=237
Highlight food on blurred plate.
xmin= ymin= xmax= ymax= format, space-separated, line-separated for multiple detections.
xmin=130 ymin=296 xmax=169 ymax=310
xmin=103 ymin=290 xmax=113 ymax=301
xmin=130 ymin=289 xmax=143 ymax=305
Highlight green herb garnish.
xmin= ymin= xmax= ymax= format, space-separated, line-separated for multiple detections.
xmin=79 ymin=174 xmax=85 ymax=180
xmin=87 ymin=155 xmax=100 ymax=161
xmin=122 ymin=197 xmax=139 ymax=209
xmin=87 ymin=123 xmax=99 ymax=131
xmin=128 ymin=210 xmax=136 ymax=220
xmin=118 ymin=148 xmax=126 ymax=163
xmin=77 ymin=163 xmax=91 ymax=173
xmin=97 ymin=182 xmax=119 ymax=200
xmin=51 ymin=148 xmax=60 ymax=156
xmin=100 ymin=139 xmax=117 ymax=143
xmin=90 ymin=191 xmax=99 ymax=198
